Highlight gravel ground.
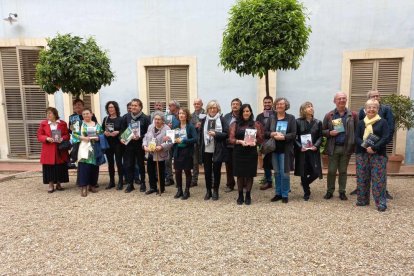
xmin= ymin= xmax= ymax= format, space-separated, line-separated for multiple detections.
xmin=0 ymin=172 xmax=413 ymax=275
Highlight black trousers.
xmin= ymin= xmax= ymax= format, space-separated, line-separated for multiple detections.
xmin=203 ymin=152 xmax=222 ymax=190
xmin=105 ymin=142 xmax=124 ymax=183
xmin=124 ymin=142 xmax=146 ymax=185
xmin=147 ymin=155 xmax=165 ymax=192
xmin=301 ymin=161 xmax=318 ymax=196
xmin=225 ymin=147 xmax=236 ymax=188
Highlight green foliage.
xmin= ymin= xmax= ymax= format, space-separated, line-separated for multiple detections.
xmin=36 ymin=33 xmax=115 ymax=98
xmin=320 ymin=136 xmax=327 ymax=155
xmin=220 ymin=0 xmax=311 ymax=78
xmin=381 ymin=94 xmax=414 ymax=131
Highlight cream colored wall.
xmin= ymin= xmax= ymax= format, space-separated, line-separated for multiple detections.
xmin=137 ymin=57 xmax=197 ymax=114
xmin=257 ymin=71 xmax=277 ymax=111
xmin=341 ymin=48 xmax=414 ymax=155
xmin=62 ymin=93 xmax=102 ymax=124
xmin=0 ymin=38 xmax=50 ymax=160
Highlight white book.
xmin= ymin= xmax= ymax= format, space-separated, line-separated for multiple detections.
xmin=300 ymin=134 xmax=313 ymax=150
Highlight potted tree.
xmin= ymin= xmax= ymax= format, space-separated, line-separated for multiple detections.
xmin=381 ymin=94 xmax=414 ymax=173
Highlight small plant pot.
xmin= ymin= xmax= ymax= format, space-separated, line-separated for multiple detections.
xmin=387 ymin=154 xmax=404 ymax=173
xmin=321 ymin=154 xmax=329 ymax=169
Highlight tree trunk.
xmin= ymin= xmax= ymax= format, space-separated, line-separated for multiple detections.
xmin=265 ymin=71 xmax=269 ymax=97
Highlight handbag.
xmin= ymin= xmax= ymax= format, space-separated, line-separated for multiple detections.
xmin=58 ymin=140 xmax=72 ymax=151
xmin=260 ymin=138 xmax=276 ymax=155
xmin=99 ymin=133 xmax=110 ymax=151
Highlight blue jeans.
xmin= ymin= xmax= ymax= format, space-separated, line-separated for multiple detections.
xmin=272 ymin=153 xmax=290 ymax=198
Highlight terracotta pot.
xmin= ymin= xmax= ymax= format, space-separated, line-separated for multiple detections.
xmin=321 ymin=154 xmax=329 ymax=169
xmin=387 ymin=154 xmax=404 ymax=173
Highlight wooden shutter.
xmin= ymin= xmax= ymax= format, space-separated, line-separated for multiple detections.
xmin=0 ymin=47 xmax=47 ymax=158
xmin=349 ymin=60 xmax=374 ymax=113
xmin=169 ymin=68 xmax=189 ymax=109
xmin=147 ymin=68 xmax=167 ymax=114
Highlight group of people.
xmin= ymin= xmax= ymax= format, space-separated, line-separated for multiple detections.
xmin=37 ymin=89 xmax=394 ymax=211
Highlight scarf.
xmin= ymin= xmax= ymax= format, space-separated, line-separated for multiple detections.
xmin=363 ymin=114 xmax=381 ymax=140
xmin=204 ymin=113 xmax=222 ymax=146
xmin=131 ymin=111 xmax=143 ymax=121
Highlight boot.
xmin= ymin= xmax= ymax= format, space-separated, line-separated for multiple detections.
xmin=116 ymin=179 xmax=124 ymax=190
xmin=174 ymin=186 xmax=183 ymax=199
xmin=236 ymin=191 xmax=244 ymax=205
xmin=140 ymin=181 xmax=146 ymax=192
xmin=182 ymin=189 xmax=190 ymax=200
xmin=212 ymin=188 xmax=219 ymax=201
xmin=88 ymin=185 xmax=98 ymax=193
xmin=204 ymin=189 xmax=212 ymax=200
xmin=125 ymin=183 xmax=134 ymax=193
xmin=245 ymin=191 xmax=251 ymax=205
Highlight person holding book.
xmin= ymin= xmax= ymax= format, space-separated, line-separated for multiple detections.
xmin=229 ymin=104 xmax=264 ymax=205
xmin=322 ymin=92 xmax=358 ymax=201
xmin=143 ymin=111 xmax=173 ymax=194
xmin=265 ymin=97 xmax=296 ymax=203
xmin=102 ymin=101 xmax=124 ymax=190
xmin=350 ymin=90 xmax=395 ymax=199
xmin=165 ymin=100 xmax=180 ymax=186
xmin=223 ymin=98 xmax=242 ymax=192
xmin=199 ymin=100 xmax=229 ymax=201
xmin=256 ymin=96 xmax=275 ymax=191
xmin=294 ymin=102 xmax=323 ymax=201
xmin=120 ymin=98 xmax=150 ymax=193
xmin=37 ymin=107 xmax=70 ymax=193
xmin=124 ymin=101 xmax=141 ymax=186
xmin=73 ymin=108 xmax=104 ymax=197
xmin=190 ymin=98 xmax=205 ymax=187
xmin=355 ymin=99 xmax=389 ymax=212
xmin=172 ymin=108 xmax=198 ymax=200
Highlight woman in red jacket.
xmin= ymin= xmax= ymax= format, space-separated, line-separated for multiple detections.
xmin=37 ymin=107 xmax=70 ymax=193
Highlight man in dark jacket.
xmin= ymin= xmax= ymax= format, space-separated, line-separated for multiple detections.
xmin=120 ymin=98 xmax=150 ymax=193
xmin=190 ymin=98 xmax=205 ymax=187
xmin=350 ymin=90 xmax=395 ymax=199
xmin=322 ymin=92 xmax=358 ymax=201
xmin=223 ymin=98 xmax=242 ymax=192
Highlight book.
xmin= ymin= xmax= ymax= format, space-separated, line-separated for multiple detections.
xmin=276 ymin=121 xmax=288 ymax=135
xmin=148 ymin=138 xmax=157 ymax=152
xmin=244 ymin=128 xmax=257 ymax=145
xmin=165 ymin=115 xmax=173 ymax=125
xmin=177 ymin=128 xmax=187 ymax=140
xmin=51 ymin=129 xmax=61 ymax=143
xmin=120 ymin=127 xmax=134 ymax=145
xmin=198 ymin=114 xmax=206 ymax=120
xmin=86 ymin=126 xmax=97 ymax=138
xmin=106 ymin=122 xmax=114 ymax=132
xmin=300 ymin=134 xmax=313 ymax=150
xmin=166 ymin=129 xmax=175 ymax=144
xmin=207 ymin=119 xmax=216 ymax=131
xmin=361 ymin=133 xmax=380 ymax=148
xmin=263 ymin=110 xmax=272 ymax=118
xmin=332 ymin=118 xmax=345 ymax=133
xmin=131 ymin=121 xmax=141 ymax=138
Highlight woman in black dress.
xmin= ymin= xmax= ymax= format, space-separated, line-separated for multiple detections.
xmin=173 ymin=108 xmax=198 ymax=200
xmin=294 ymin=102 xmax=323 ymax=201
xmin=229 ymin=104 xmax=264 ymax=205
xmin=102 ymin=101 xmax=124 ymax=190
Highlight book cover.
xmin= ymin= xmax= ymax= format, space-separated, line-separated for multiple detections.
xmin=165 ymin=115 xmax=173 ymax=125
xmin=207 ymin=119 xmax=216 ymax=131
xmin=166 ymin=129 xmax=175 ymax=144
xmin=131 ymin=121 xmax=141 ymax=137
xmin=361 ymin=133 xmax=380 ymax=148
xmin=86 ymin=126 xmax=97 ymax=138
xmin=177 ymin=128 xmax=187 ymax=140
xmin=52 ymin=129 xmax=61 ymax=143
xmin=244 ymin=128 xmax=257 ymax=145
xmin=120 ymin=127 xmax=134 ymax=145
xmin=276 ymin=121 xmax=288 ymax=135
xmin=300 ymin=134 xmax=313 ymax=150
xmin=264 ymin=110 xmax=272 ymax=118
xmin=106 ymin=122 xmax=114 ymax=132
xmin=332 ymin=118 xmax=345 ymax=133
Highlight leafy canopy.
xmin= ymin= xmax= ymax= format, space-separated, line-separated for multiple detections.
xmin=382 ymin=94 xmax=414 ymax=131
xmin=220 ymin=0 xmax=311 ymax=78
xmin=36 ymin=33 xmax=115 ymax=98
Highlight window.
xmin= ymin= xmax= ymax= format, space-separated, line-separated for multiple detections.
xmin=146 ymin=66 xmax=189 ymax=113
xmin=0 ymin=47 xmax=48 ymax=158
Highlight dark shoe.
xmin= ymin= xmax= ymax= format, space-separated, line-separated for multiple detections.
xmin=386 ymin=190 xmax=393 ymax=200
xmin=303 ymin=194 xmax=310 ymax=201
xmin=116 ymin=182 xmax=123 ymax=190
xmin=165 ymin=179 xmax=175 ymax=186
xmin=350 ymin=189 xmax=357 ymax=195
xmin=156 ymin=189 xmax=165 ymax=195
xmin=245 ymin=192 xmax=251 ymax=205
xmin=204 ymin=190 xmax=212 ymax=200
xmin=47 ymin=189 xmax=55 ymax=193
xmin=324 ymin=192 xmax=333 ymax=200
xmin=378 ymin=206 xmax=387 ymax=212
xmin=237 ymin=192 xmax=244 ymax=205
xmin=339 ymin=192 xmax=348 ymax=201
xmin=125 ymin=184 xmax=134 ymax=193
xmin=145 ymin=189 xmax=157 ymax=195
xmin=225 ymin=187 xmax=234 ymax=193
xmin=190 ymin=182 xmax=198 ymax=187
xmin=88 ymin=186 xmax=98 ymax=193
xmin=260 ymin=183 xmax=272 ymax=190
xmin=105 ymin=183 xmax=115 ymax=190
xmin=212 ymin=189 xmax=219 ymax=200
xmin=271 ymin=195 xmax=282 ymax=202
xmin=55 ymin=184 xmax=65 ymax=191
xmin=174 ymin=189 xmax=183 ymax=199
xmin=182 ymin=191 xmax=190 ymax=200
xmin=282 ymin=197 xmax=288 ymax=203
xmin=356 ymin=202 xmax=369 ymax=207
xmin=134 ymin=178 xmax=140 ymax=184
xmin=140 ymin=182 xmax=146 ymax=192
